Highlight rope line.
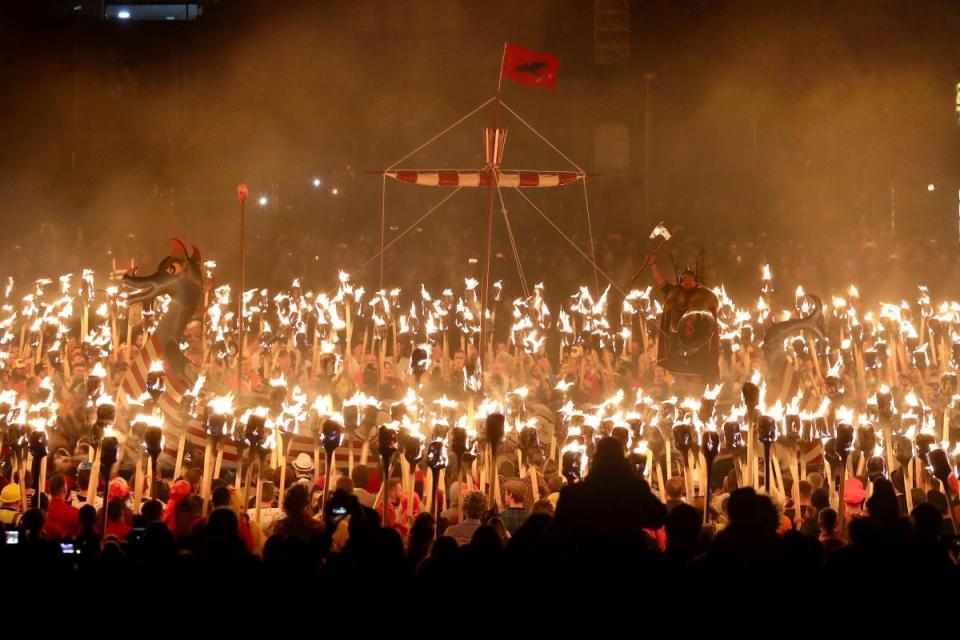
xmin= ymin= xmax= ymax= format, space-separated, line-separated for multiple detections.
xmin=385 ymin=98 xmax=496 ymax=171
xmin=512 ymin=187 xmax=625 ymax=296
xmin=495 ymin=180 xmax=530 ymax=297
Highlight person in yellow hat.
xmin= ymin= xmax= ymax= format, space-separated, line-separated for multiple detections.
xmin=0 ymin=483 xmax=22 ymax=529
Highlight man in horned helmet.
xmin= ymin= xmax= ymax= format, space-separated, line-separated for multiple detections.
xmin=640 ymin=247 xmax=720 ymax=385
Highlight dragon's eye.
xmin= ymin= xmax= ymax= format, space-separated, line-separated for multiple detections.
xmin=166 ymin=262 xmax=183 ymax=275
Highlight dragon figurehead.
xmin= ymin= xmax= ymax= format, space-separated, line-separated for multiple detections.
xmin=121 ymin=239 xmax=203 ymax=384
xmin=761 ymin=294 xmax=826 ymax=381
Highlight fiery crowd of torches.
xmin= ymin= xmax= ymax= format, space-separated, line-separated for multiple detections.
xmin=1 ymin=261 xmax=960 ymax=531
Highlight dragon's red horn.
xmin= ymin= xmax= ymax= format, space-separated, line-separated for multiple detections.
xmin=190 ymin=245 xmax=201 ymax=263
xmin=169 ymin=238 xmax=188 ymax=257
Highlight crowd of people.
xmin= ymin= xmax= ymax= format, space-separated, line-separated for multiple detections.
xmin=5 ymin=218 xmax=960 ymax=309
xmin=1 ymin=220 xmax=959 ymax=604
xmin=1 ymin=433 xmax=956 ymax=604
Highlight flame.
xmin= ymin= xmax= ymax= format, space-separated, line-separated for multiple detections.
xmin=96 ymin=394 xmax=115 ymax=407
xmin=207 ymin=394 xmax=234 ymax=415
xmin=826 ymin=356 xmax=843 ymax=379
xmin=834 ymin=405 xmax=854 ymax=425
xmin=562 ymin=441 xmax=586 ymax=455
xmin=133 ymin=413 xmax=163 ymax=429
xmin=311 ymin=394 xmax=333 ymax=415
xmin=903 ymin=391 xmax=919 ymax=409
xmin=701 ymin=383 xmax=722 ymax=401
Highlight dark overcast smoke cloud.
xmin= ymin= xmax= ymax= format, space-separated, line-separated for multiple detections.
xmin=0 ymin=0 xmax=959 ymax=280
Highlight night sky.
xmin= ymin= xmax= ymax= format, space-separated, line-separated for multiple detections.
xmin=2 ymin=0 xmax=959 ymax=250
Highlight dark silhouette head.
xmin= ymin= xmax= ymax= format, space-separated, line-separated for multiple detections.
xmin=865 ymin=478 xmax=900 ymax=521
xmin=666 ymin=503 xmax=702 ymax=551
xmin=590 ymin=436 xmax=627 ymax=475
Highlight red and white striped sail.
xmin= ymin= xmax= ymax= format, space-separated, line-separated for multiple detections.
xmin=384 ymin=169 xmax=583 ymax=188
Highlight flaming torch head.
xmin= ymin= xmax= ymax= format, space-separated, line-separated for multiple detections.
xmin=450 ymin=425 xmax=468 ymax=457
xmin=628 ymin=445 xmax=648 ymax=479
xmin=672 ymin=423 xmax=695 ymax=455
xmin=426 ymin=440 xmax=447 ymax=471
xmin=483 ymin=413 xmax=505 ymax=451
xmin=86 ymin=362 xmax=107 ymax=398
xmin=643 ymin=425 xmax=665 ymax=457
xmin=561 ymin=444 xmax=584 ymax=484
xmin=244 ymin=412 xmax=268 ymax=452
xmin=757 ymin=415 xmax=778 ymax=445
xmin=702 ymin=429 xmax=721 ymax=462
xmin=143 ymin=424 xmax=164 ymax=458
xmin=400 ymin=430 xmax=423 ymax=465
xmin=146 ymin=361 xmax=166 ymax=402
xmin=855 ymin=425 xmax=877 ymax=454
xmin=915 ymin=432 xmax=936 ymax=459
xmin=927 ymin=448 xmax=952 ymax=487
xmin=27 ymin=428 xmax=47 ymax=459
xmin=875 ymin=388 xmax=895 ymax=422
xmin=891 ymin=434 xmax=913 ymax=465
xmin=519 ymin=422 xmax=541 ymax=453
xmin=342 ymin=404 xmax=359 ymax=432
xmin=822 ymin=438 xmax=841 ymax=467
xmin=321 ymin=419 xmax=344 ymax=455
xmin=835 ymin=422 xmax=854 ymax=458
xmin=205 ymin=412 xmax=230 ymax=441
xmin=866 ymin=455 xmax=886 ymax=481
xmin=785 ymin=414 xmax=801 ymax=441
xmin=723 ymin=420 xmax=743 ymax=450
xmin=410 ymin=346 xmax=429 ymax=384
xmin=377 ymin=424 xmax=399 ymax=460
xmin=100 ymin=433 xmax=120 ymax=469
xmin=95 ymin=396 xmax=116 ymax=429
xmin=610 ymin=426 xmax=629 ymax=451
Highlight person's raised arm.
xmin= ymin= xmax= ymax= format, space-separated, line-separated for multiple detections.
xmin=646 ymin=252 xmax=667 ymax=289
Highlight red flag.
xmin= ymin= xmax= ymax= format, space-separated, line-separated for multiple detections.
xmin=500 ymin=43 xmax=559 ymax=90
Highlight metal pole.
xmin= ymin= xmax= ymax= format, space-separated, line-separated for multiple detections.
xmin=237 ymin=184 xmax=248 ymax=394
xmin=480 ymin=45 xmax=507 ymax=361
xmin=890 ymin=186 xmax=896 ymax=235
xmin=480 ymin=99 xmax=501 ymax=361
xmin=643 ymin=73 xmax=655 ymax=223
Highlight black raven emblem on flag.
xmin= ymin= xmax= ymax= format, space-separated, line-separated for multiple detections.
xmin=514 ymin=61 xmax=548 ymax=77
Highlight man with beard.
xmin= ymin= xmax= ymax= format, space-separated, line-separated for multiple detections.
xmin=640 ymin=248 xmax=720 ymax=391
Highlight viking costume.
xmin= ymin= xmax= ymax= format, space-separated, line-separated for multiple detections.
xmin=656 ymin=267 xmax=720 ymax=382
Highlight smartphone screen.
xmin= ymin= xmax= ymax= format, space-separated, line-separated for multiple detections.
xmin=5 ymin=531 xmax=18 ymax=545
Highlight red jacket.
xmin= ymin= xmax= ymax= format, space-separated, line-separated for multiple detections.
xmin=47 ymin=497 xmax=80 ymax=539
xmin=105 ymin=520 xmax=131 ymax=540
